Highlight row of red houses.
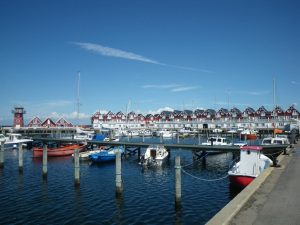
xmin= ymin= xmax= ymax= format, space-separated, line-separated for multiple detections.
xmin=25 ymin=105 xmax=299 ymax=128
xmin=91 ymin=105 xmax=300 ymax=124
xmin=27 ymin=117 xmax=73 ymax=128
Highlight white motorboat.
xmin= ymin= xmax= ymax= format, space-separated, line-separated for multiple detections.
xmin=72 ymin=147 xmax=106 ymax=160
xmin=228 ymin=146 xmax=272 ymax=187
xmin=74 ymin=132 xmax=94 ymax=141
xmin=140 ymin=145 xmax=169 ymax=166
xmin=139 ymin=129 xmax=153 ymax=137
xmin=158 ymin=130 xmax=174 ymax=138
xmin=0 ymin=134 xmax=6 ymax=143
xmin=104 ymin=137 xmax=120 ymax=142
xmin=74 ymin=126 xmax=95 ymax=141
xmin=4 ymin=133 xmax=33 ymax=149
xmin=261 ymin=135 xmax=290 ymax=145
xmin=201 ymin=136 xmax=231 ymax=146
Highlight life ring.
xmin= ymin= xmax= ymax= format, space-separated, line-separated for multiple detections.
xmin=99 ymin=146 xmax=106 ymax=150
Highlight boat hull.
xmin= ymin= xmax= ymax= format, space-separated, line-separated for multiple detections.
xmin=89 ymin=152 xmax=116 ymax=163
xmin=33 ymin=144 xmax=83 ymax=157
xmin=229 ymin=174 xmax=255 ymax=187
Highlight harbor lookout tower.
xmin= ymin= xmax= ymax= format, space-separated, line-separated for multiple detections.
xmin=12 ymin=106 xmax=26 ymax=128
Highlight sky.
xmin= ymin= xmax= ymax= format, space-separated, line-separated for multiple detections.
xmin=0 ymin=0 xmax=299 ymax=125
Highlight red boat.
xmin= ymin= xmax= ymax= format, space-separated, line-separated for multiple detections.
xmin=228 ymin=146 xmax=272 ymax=187
xmin=241 ymin=129 xmax=257 ymax=140
xmin=33 ymin=144 xmax=85 ymax=157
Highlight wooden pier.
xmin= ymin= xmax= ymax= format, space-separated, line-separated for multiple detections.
xmin=32 ymin=137 xmax=289 ymax=166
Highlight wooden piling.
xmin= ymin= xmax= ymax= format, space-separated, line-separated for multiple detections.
xmin=18 ymin=143 xmax=23 ymax=173
xmin=175 ymin=156 xmax=181 ymax=209
xmin=42 ymin=144 xmax=48 ymax=179
xmin=115 ymin=151 xmax=123 ymax=196
xmin=0 ymin=141 xmax=4 ymax=168
xmin=74 ymin=148 xmax=80 ymax=186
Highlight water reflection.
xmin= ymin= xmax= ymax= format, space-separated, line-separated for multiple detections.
xmin=229 ymin=183 xmax=244 ymax=200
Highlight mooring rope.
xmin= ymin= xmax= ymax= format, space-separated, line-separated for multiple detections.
xmin=180 ymin=155 xmax=239 ymax=182
xmin=180 ymin=152 xmax=209 ymax=168
xmin=181 ymin=168 xmax=229 ymax=181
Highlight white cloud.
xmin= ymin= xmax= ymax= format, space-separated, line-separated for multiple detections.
xmin=73 ymin=42 xmax=162 ymax=65
xmin=72 ymin=42 xmax=213 ymax=73
xmin=231 ymin=90 xmax=270 ymax=96
xmin=167 ymin=64 xmax=214 ymax=73
xmin=142 ymin=84 xmax=180 ymax=89
xmin=148 ymin=107 xmax=174 ymax=115
xmin=142 ymin=84 xmax=200 ymax=92
xmin=42 ymin=100 xmax=74 ymax=108
xmin=50 ymin=111 xmax=90 ymax=120
xmin=171 ymin=86 xmax=199 ymax=92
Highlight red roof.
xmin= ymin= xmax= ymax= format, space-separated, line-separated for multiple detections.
xmin=240 ymin=146 xmax=263 ymax=151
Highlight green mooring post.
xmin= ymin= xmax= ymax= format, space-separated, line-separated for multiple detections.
xmin=115 ymin=151 xmax=123 ymax=197
xmin=18 ymin=143 xmax=23 ymax=173
xmin=175 ymin=156 xmax=181 ymax=209
xmin=74 ymin=148 xmax=80 ymax=187
xmin=42 ymin=144 xmax=48 ymax=179
xmin=0 ymin=141 xmax=4 ymax=168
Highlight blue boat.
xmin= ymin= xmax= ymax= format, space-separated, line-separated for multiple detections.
xmin=89 ymin=147 xmax=124 ymax=163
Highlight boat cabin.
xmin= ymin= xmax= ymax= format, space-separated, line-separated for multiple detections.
xmin=261 ymin=136 xmax=289 ymax=145
xmin=202 ymin=136 xmax=230 ymax=145
xmin=239 ymin=146 xmax=271 ymax=177
xmin=6 ymin=133 xmax=22 ymax=141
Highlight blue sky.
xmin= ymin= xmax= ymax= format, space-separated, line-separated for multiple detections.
xmin=1 ymin=0 xmax=299 ymax=125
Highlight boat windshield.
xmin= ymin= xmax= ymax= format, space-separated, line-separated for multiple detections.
xmin=262 ymin=139 xmax=272 ymax=144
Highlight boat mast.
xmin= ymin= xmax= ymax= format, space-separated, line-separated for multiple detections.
xmin=273 ymin=77 xmax=276 ymax=108
xmin=76 ymin=71 xmax=80 ymax=125
xmin=126 ymin=99 xmax=131 ymax=126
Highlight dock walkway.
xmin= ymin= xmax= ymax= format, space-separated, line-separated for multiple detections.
xmin=207 ymin=142 xmax=300 ymax=225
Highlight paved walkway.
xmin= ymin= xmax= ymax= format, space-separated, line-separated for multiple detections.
xmin=229 ymin=143 xmax=300 ymax=225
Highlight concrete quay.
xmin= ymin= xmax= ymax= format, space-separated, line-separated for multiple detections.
xmin=207 ymin=142 xmax=300 ymax=225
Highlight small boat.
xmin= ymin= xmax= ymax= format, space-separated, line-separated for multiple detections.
xmin=4 ymin=133 xmax=33 ymax=149
xmin=201 ymin=136 xmax=231 ymax=146
xmin=0 ymin=134 xmax=6 ymax=143
xmin=104 ymin=137 xmax=120 ymax=142
xmin=89 ymin=147 xmax=124 ymax=163
xmin=261 ymin=135 xmax=290 ymax=145
xmin=140 ymin=145 xmax=169 ymax=166
xmin=33 ymin=143 xmax=85 ymax=157
xmin=228 ymin=146 xmax=272 ymax=187
xmin=241 ymin=129 xmax=257 ymax=140
xmin=157 ymin=130 xmax=173 ymax=138
xmin=72 ymin=146 xmax=107 ymax=160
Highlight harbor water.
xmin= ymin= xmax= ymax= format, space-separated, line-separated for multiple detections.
xmin=0 ymin=136 xmax=247 ymax=225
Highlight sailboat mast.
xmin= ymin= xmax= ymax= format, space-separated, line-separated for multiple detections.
xmin=77 ymin=71 xmax=80 ymax=125
xmin=273 ymin=77 xmax=276 ymax=108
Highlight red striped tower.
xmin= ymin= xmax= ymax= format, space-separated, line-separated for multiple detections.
xmin=12 ymin=106 xmax=26 ymax=128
